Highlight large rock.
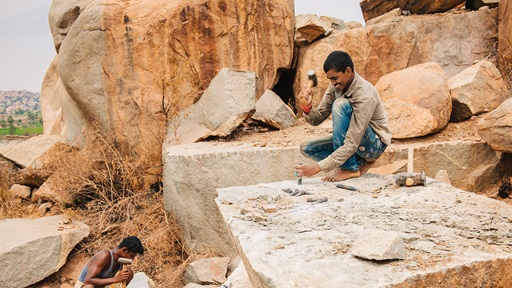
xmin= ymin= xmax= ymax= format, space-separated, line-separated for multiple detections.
xmin=163 ymin=142 xmax=311 ymax=256
xmin=0 ymin=135 xmax=65 ymax=168
xmin=252 ymin=90 xmax=297 ymax=129
xmin=448 ymin=60 xmax=510 ymax=122
xmin=359 ymin=0 xmax=465 ymax=22
xmin=371 ymin=140 xmax=507 ymax=192
xmin=295 ymin=14 xmax=330 ymax=43
xmin=40 ymin=55 xmax=86 ymax=143
xmin=295 ymin=9 xmax=498 ymax=107
xmin=48 ymin=0 xmax=92 ymax=52
xmin=498 ymin=0 xmax=512 ymax=83
xmin=477 ymin=98 xmax=512 ymax=153
xmin=44 ymin=0 xmax=294 ymax=178
xmin=376 ymin=62 xmax=451 ymax=139
xmin=166 ymin=68 xmax=256 ymax=145
xmin=217 ymin=175 xmax=512 ymax=287
xmin=0 ymin=215 xmax=89 ymax=288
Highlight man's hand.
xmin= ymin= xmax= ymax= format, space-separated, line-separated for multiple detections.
xmin=294 ymin=163 xmax=321 ymax=177
xmin=298 ymin=87 xmax=313 ymax=113
xmin=114 ymin=268 xmax=133 ymax=282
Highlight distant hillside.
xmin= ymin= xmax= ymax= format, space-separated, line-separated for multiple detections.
xmin=0 ymin=90 xmax=40 ymax=114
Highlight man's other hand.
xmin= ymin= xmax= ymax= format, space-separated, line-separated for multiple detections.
xmin=294 ymin=163 xmax=321 ymax=177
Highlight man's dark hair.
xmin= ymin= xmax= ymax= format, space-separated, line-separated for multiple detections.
xmin=119 ymin=236 xmax=144 ymax=255
xmin=323 ymin=51 xmax=354 ymax=73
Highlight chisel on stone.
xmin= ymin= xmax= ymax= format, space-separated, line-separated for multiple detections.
xmin=335 ymin=183 xmax=359 ymax=192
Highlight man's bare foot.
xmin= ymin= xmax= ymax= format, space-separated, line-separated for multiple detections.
xmin=359 ymin=161 xmax=376 ymax=176
xmin=322 ymin=168 xmax=360 ymax=182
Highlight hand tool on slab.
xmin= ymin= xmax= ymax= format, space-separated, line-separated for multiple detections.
xmin=395 ymin=147 xmax=426 ymax=186
xmin=118 ymin=257 xmax=133 ymax=288
xmin=335 ymin=183 xmax=360 ymax=191
xmin=295 ymin=163 xmax=304 ymax=185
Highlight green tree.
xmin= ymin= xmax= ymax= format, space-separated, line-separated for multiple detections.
xmin=7 ymin=116 xmax=16 ymax=135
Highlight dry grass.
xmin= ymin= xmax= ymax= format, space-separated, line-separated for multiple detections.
xmin=0 ymin=131 xmax=198 ymax=288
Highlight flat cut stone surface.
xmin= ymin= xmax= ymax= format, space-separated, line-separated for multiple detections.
xmin=216 ymin=174 xmax=512 ymax=287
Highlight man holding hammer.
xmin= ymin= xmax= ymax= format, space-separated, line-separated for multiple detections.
xmin=74 ymin=236 xmax=144 ymax=288
xmin=295 ymin=51 xmax=391 ymax=182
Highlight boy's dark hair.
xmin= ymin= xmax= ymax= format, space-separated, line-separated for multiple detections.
xmin=119 ymin=236 xmax=144 ymax=255
xmin=323 ymin=51 xmax=354 ymax=73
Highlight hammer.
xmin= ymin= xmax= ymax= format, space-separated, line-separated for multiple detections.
xmin=118 ymin=257 xmax=132 ymax=288
xmin=307 ymin=69 xmax=318 ymax=89
xmin=300 ymin=70 xmax=318 ymax=106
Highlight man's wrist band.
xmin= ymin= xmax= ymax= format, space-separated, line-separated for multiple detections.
xmin=301 ymin=104 xmax=312 ymax=113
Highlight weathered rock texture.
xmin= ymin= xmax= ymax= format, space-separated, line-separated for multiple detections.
xmin=217 ymin=175 xmax=512 ymax=287
xmin=166 ymin=68 xmax=256 ymax=145
xmin=477 ymin=98 xmax=512 ymax=153
xmin=371 ymin=140 xmax=508 ymax=192
xmin=359 ymin=0 xmax=465 ymax=22
xmin=0 ymin=215 xmax=89 ymax=288
xmin=376 ymin=62 xmax=451 ymax=139
xmin=295 ymin=9 xmax=498 ymax=108
xmin=498 ymin=0 xmax=512 ymax=83
xmin=163 ymin=143 xmax=312 ymax=256
xmin=162 ymin=139 xmax=507 ymax=256
xmin=42 ymin=0 xmax=294 ymax=179
xmin=449 ymin=60 xmax=510 ymax=122
xmin=252 ymin=90 xmax=297 ymax=129
xmin=295 ymin=14 xmax=331 ymax=42
xmin=0 ymin=135 xmax=64 ymax=168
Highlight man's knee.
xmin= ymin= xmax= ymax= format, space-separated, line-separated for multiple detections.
xmin=333 ymin=97 xmax=351 ymax=114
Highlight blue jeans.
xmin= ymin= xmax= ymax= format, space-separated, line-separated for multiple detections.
xmin=300 ymin=98 xmax=387 ymax=171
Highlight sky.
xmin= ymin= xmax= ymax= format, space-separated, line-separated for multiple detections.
xmin=0 ymin=0 xmax=364 ymax=93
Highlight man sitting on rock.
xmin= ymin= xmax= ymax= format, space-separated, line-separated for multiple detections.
xmin=294 ymin=50 xmax=391 ymax=182
xmin=75 ymin=236 xmax=144 ymax=288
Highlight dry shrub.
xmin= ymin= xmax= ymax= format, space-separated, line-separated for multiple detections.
xmin=21 ymin=131 xmax=193 ymax=287
xmin=66 ymin=132 xmax=191 ymax=286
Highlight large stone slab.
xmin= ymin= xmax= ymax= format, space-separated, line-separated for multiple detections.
xmin=0 ymin=135 xmax=65 ymax=168
xmin=162 ymin=139 xmax=508 ymax=257
xmin=371 ymin=140 xmax=508 ymax=192
xmin=0 ymin=215 xmax=90 ymax=288
xmin=216 ymin=175 xmax=512 ymax=287
xmin=163 ymin=142 xmax=311 ymax=256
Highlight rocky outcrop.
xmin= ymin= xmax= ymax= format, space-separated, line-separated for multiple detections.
xmin=166 ymin=68 xmax=256 ymax=145
xmin=217 ymin=174 xmax=512 ymax=287
xmin=376 ymin=62 xmax=451 ymax=139
xmin=43 ymin=0 xmax=295 ymax=180
xmin=0 ymin=215 xmax=89 ymax=288
xmin=449 ymin=60 xmax=509 ymax=122
xmin=359 ymin=0 xmax=465 ymax=22
xmin=371 ymin=140 xmax=507 ymax=192
xmin=295 ymin=9 xmax=498 ymax=107
xmin=477 ymin=98 xmax=512 ymax=153
xmin=498 ymin=0 xmax=512 ymax=83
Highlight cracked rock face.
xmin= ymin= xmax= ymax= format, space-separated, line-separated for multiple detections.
xmin=217 ymin=174 xmax=512 ymax=287
xmin=42 ymin=0 xmax=294 ymax=177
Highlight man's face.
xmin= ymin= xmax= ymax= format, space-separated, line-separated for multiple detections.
xmin=326 ymin=68 xmax=353 ymax=91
